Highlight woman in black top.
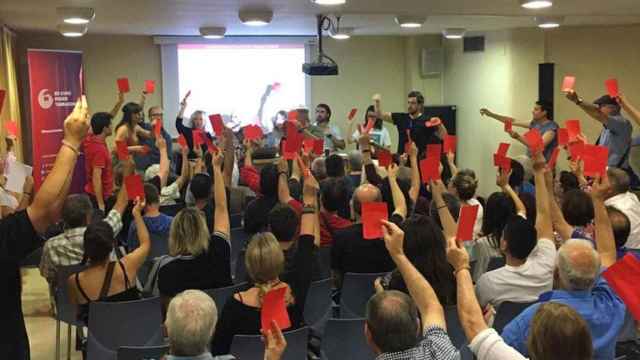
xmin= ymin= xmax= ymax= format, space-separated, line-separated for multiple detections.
xmin=67 ymin=196 xmax=150 ymax=322
xmin=174 ymin=92 xmax=212 ymax=158
xmin=158 ymin=152 xmax=232 ymax=300
xmin=211 ymin=172 xmax=320 ymax=355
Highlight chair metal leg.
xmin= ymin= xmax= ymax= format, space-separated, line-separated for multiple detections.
xmin=55 ymin=319 xmax=60 ymax=360
xmin=67 ymin=324 xmax=72 ymax=360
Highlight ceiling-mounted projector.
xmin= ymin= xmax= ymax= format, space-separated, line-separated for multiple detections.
xmin=303 ymin=14 xmax=339 ymax=76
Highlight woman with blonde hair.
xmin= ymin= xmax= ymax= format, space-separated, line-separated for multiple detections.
xmin=157 ymin=152 xmax=232 ymax=300
xmin=211 ymin=173 xmax=320 ymax=355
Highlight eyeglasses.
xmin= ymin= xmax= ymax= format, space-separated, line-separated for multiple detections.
xmin=150 ymin=113 xmax=164 ymax=117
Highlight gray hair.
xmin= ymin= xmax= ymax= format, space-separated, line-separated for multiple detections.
xmin=190 ymin=110 xmax=206 ymax=126
xmin=607 ymin=168 xmax=630 ymax=195
xmin=348 ymin=150 xmax=363 ymax=172
xmin=556 ymin=239 xmax=601 ymax=291
xmin=165 ymin=290 xmax=217 ymax=357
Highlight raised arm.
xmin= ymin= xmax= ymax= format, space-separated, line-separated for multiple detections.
xmin=277 ymin=157 xmax=293 ymax=204
xmin=479 ymin=108 xmax=529 ymax=128
xmin=496 ymin=169 xmax=526 ymax=217
xmin=568 ymin=159 xmax=588 ymax=188
xmin=446 ymin=237 xmax=487 ymax=341
xmin=212 ymin=150 xmax=230 ymax=236
xmin=174 ymin=144 xmax=191 ymax=189
xmin=408 ymin=142 xmax=420 ymax=204
xmin=566 ymin=90 xmax=608 ymax=124
xmin=27 ymin=97 xmax=90 ymax=233
xmin=532 ymin=152 xmax=553 ymax=240
xmin=544 ymin=169 xmax=573 ymax=240
xmin=112 ymin=159 xmax=133 ymax=215
xmin=109 ymin=92 xmax=124 ymax=118
xmin=302 ymin=172 xmax=320 ymax=247
xmin=431 ymin=179 xmax=457 ymax=241
xmin=156 ymin=137 xmax=170 ymax=188
xmin=382 ymin=220 xmax=447 ymax=329
xmin=618 ymin=94 xmax=640 ymax=126
xmin=446 ymin=151 xmax=458 ymax=178
xmin=123 ymin=198 xmax=150 ymax=277
xmin=590 ymin=176 xmax=617 ymax=267
xmin=372 ymin=94 xmax=393 ymax=124
xmin=222 ymin=128 xmax=235 ymax=187
xmin=346 ymin=117 xmax=359 ymax=145
xmin=387 ymin=163 xmax=407 ymax=220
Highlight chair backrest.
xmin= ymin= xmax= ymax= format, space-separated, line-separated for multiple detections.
xmin=234 ymin=249 xmax=248 ymax=284
xmin=230 ymin=228 xmax=250 ymax=281
xmin=340 ymin=272 xmax=389 ymax=319
xmin=487 ymin=257 xmax=506 ymax=272
xmin=159 ymin=203 xmax=185 ymax=217
xmin=230 ymin=213 xmax=243 ymax=229
xmin=230 ymin=326 xmax=309 ymax=360
xmin=148 ymin=232 xmax=170 ymax=259
xmin=303 ymin=278 xmax=333 ymax=327
xmin=493 ymin=301 xmax=535 ymax=334
xmin=322 ymin=318 xmax=375 ymax=360
xmin=204 ymin=282 xmax=251 ymax=316
xmin=55 ymin=264 xmax=88 ymax=326
xmin=317 ymin=247 xmax=332 ymax=279
xmin=444 ymin=306 xmax=467 ymax=349
xmin=117 ymin=345 xmax=169 ymax=360
xmin=87 ymin=297 xmax=164 ymax=360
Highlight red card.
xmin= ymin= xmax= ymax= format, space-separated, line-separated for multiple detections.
xmin=303 ymin=138 xmax=315 ymax=154
xmin=287 ymin=110 xmax=298 ymax=122
xmin=124 ymin=174 xmax=145 ymax=201
xmin=154 ymin=119 xmax=162 ymax=137
xmin=496 ymin=143 xmax=510 ymax=157
xmin=558 ymin=128 xmax=569 ymax=146
xmin=348 ymin=108 xmax=358 ymax=121
xmin=561 ymin=76 xmax=576 ymax=92
xmin=244 ymin=125 xmax=264 ymax=141
xmin=504 ymin=119 xmax=513 ymax=133
xmin=260 ymin=287 xmax=291 ymax=332
xmin=603 ymin=253 xmax=640 ymax=321
xmin=426 ymin=144 xmax=442 ymax=159
xmin=547 ymin=147 xmax=560 ymax=169
xmin=426 ymin=117 xmax=442 ymax=128
xmin=494 ymin=155 xmax=512 ymax=173
xmin=145 ymin=80 xmax=155 ymax=94
xmin=115 ymin=141 xmax=129 ymax=161
xmin=116 ymin=78 xmax=130 ymax=93
xmin=377 ymin=149 xmax=392 ymax=167
xmin=5 ymin=121 xmax=18 ymax=137
xmin=605 ymin=78 xmax=619 ymax=98
xmin=313 ymin=139 xmax=324 ymax=155
xmin=566 ymin=120 xmax=581 ymax=142
xmin=203 ymin=135 xmax=218 ymax=154
xmin=582 ymin=145 xmax=608 ymax=177
xmin=420 ymin=157 xmax=441 ymax=183
xmin=192 ymin=129 xmax=204 ymax=148
xmin=443 ymin=135 xmax=456 ymax=154
xmin=362 ymin=202 xmax=388 ymax=240
xmin=568 ymin=140 xmax=584 ymax=161
xmin=178 ymin=134 xmax=188 ymax=150
xmin=0 ymin=89 xmax=5 ymax=114
xmin=456 ymin=205 xmax=479 ymax=242
xmin=364 ymin=118 xmax=375 ymax=134
xmin=209 ymin=114 xmax=224 ymax=137
xmin=523 ymin=128 xmax=543 ymax=153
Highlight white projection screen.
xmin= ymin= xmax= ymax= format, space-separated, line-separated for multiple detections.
xmin=157 ymin=37 xmax=313 ymax=137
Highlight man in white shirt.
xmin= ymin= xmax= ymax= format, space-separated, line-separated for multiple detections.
xmin=315 ymin=104 xmax=345 ymax=152
xmin=475 ymin=155 xmax=557 ymax=308
xmin=604 ymin=168 xmax=640 ymax=249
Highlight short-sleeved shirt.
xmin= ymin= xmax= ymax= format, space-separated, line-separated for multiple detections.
xmin=392 ymin=113 xmax=440 ymax=157
xmin=475 ymin=238 xmax=556 ymax=307
xmin=83 ymin=134 xmax=114 ymax=199
xmin=529 ymin=120 xmax=558 ymax=161
xmin=158 ymin=232 xmax=232 ymax=297
xmin=0 ymin=210 xmax=41 ymax=359
xmin=376 ymin=326 xmax=460 ymax=360
xmin=597 ymin=114 xmax=632 ymax=167
xmin=502 ymin=271 xmax=627 ymax=360
xmin=320 ymin=124 xmax=344 ymax=152
xmin=469 ymin=328 xmax=527 ymax=360
xmin=352 ymin=127 xmax=392 ymax=149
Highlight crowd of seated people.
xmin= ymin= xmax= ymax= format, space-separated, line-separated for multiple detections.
xmin=3 ymin=86 xmax=640 ymax=360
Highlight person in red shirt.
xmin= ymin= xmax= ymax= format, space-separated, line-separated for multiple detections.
xmin=84 ymin=112 xmax=114 ymax=212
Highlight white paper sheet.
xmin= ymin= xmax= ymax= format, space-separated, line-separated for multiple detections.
xmin=5 ymin=160 xmax=32 ymax=193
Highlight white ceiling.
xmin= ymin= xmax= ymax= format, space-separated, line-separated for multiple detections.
xmin=2 ymin=0 xmax=640 ymax=36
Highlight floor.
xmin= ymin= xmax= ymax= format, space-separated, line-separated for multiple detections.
xmin=22 ymin=268 xmax=82 ymax=360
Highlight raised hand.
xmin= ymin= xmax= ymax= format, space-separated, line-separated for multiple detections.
xmin=387 ymin=163 xmax=399 ymax=180
xmin=132 ymin=197 xmax=146 ymax=217
xmin=445 ymin=237 xmax=470 ymax=272
xmin=591 ymin=175 xmax=611 ymax=201
xmin=479 ymin=108 xmax=492 ymax=117
xmin=156 ymin=136 xmax=167 ymax=150
xmin=381 ymin=219 xmax=405 ymax=258
xmin=262 ymin=320 xmax=287 ymax=360
xmin=496 ymin=168 xmax=511 ymax=188
xmin=64 ymin=96 xmax=90 ymax=148
xmin=212 ymin=150 xmax=224 ymax=168
xmin=565 ymin=90 xmax=580 ymax=104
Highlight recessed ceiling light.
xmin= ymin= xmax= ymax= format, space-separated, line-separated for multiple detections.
xmin=56 ymin=7 xmax=95 ymax=24
xmin=330 ymin=27 xmax=354 ymax=40
xmin=520 ymin=0 xmax=553 ymax=9
xmin=442 ymin=28 xmax=466 ymax=39
xmin=311 ymin=0 xmax=346 ymax=5
xmin=239 ymin=9 xmax=273 ymax=26
xmin=199 ymin=27 xmax=226 ymax=39
xmin=57 ymin=23 xmax=88 ymax=37
xmin=535 ymin=16 xmax=563 ymax=28
xmin=395 ymin=16 xmax=426 ymax=28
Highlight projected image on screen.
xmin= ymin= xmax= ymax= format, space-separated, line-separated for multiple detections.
xmin=177 ymin=43 xmax=306 ymax=133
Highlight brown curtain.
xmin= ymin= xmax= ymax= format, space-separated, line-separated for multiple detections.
xmin=0 ymin=26 xmax=23 ymax=161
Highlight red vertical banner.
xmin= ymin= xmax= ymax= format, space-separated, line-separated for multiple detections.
xmin=27 ymin=49 xmax=85 ymax=192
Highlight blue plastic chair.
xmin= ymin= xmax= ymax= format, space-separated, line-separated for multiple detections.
xmin=117 ymin=345 xmax=169 ymax=360
xmin=204 ymin=282 xmax=251 ymax=316
xmin=339 ymin=272 xmax=388 ymax=319
xmin=230 ymin=326 xmax=309 ymax=360
xmin=87 ymin=297 xmax=164 ymax=360
xmin=303 ymin=278 xmax=333 ymax=332
xmin=493 ymin=301 xmax=535 ymax=334
xmin=321 ymin=318 xmax=375 ymax=360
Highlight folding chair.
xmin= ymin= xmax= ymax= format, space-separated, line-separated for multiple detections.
xmin=204 ymin=282 xmax=251 ymax=316
xmin=339 ymin=272 xmax=389 ymax=319
xmin=117 ymin=345 xmax=169 ymax=360
xmin=303 ymin=278 xmax=333 ymax=332
xmin=493 ymin=301 xmax=535 ymax=334
xmin=230 ymin=327 xmax=309 ymax=360
xmin=54 ymin=264 xmax=87 ymax=360
xmin=321 ymin=318 xmax=375 ymax=360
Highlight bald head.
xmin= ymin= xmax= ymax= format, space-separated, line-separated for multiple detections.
xmin=365 ymin=290 xmax=419 ymax=354
xmin=556 ymin=239 xmax=601 ymax=291
xmin=353 ymin=184 xmax=382 ymax=217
